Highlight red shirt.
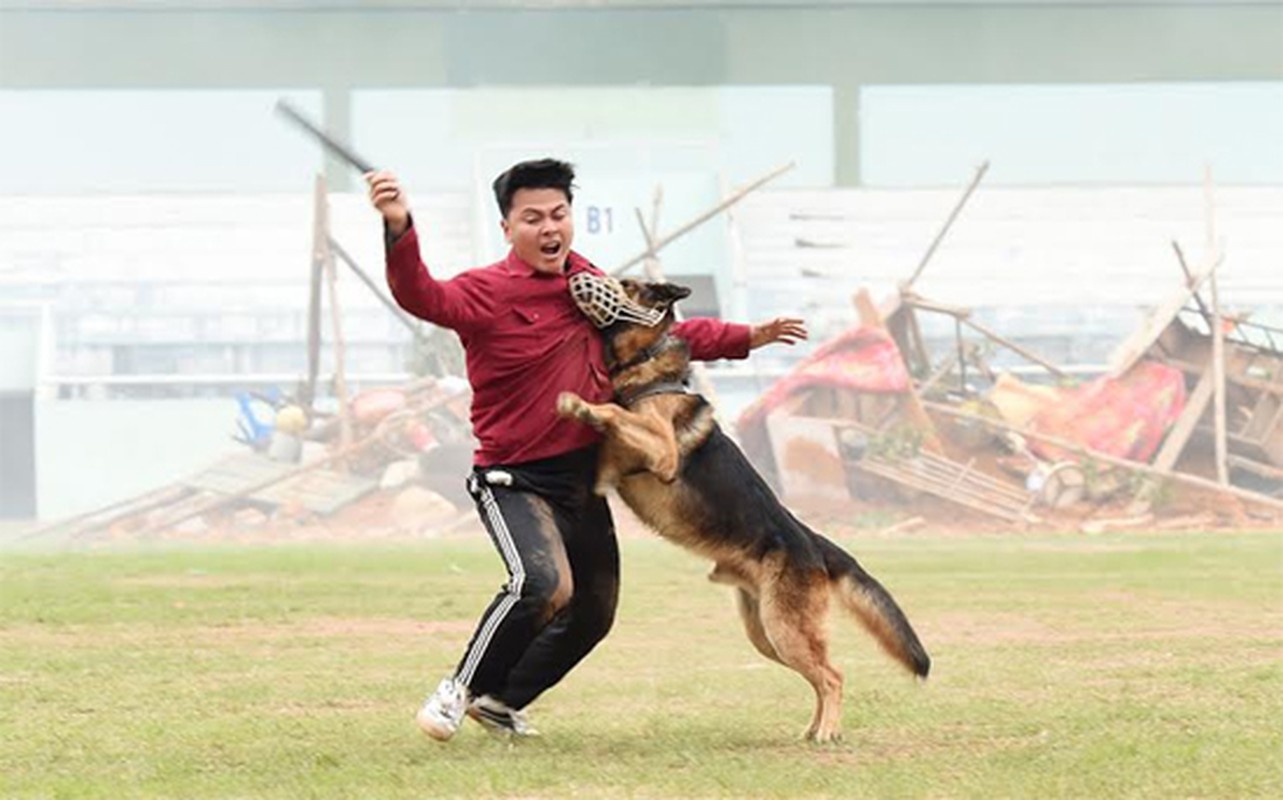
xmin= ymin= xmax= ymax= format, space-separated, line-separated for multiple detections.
xmin=387 ymin=224 xmax=751 ymax=466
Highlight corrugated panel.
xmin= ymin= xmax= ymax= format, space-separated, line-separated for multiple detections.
xmin=734 ymin=186 xmax=1283 ymax=311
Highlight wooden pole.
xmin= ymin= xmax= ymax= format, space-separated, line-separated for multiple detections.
xmin=1149 ymin=368 xmax=1215 ymax=474
xmin=1172 ymin=240 xmax=1214 ymax=325
xmin=303 ymin=175 xmax=326 ymax=410
xmin=611 ymin=161 xmax=795 ymax=277
xmin=904 ymin=294 xmax=1067 ymax=378
xmin=902 ymin=160 xmax=989 ymax=290
xmin=961 ymin=318 xmax=1067 ymax=379
xmin=328 ymin=236 xmax=421 ymax=337
xmin=1205 ymin=166 xmax=1229 ymax=485
xmin=314 ymin=177 xmax=352 ymax=452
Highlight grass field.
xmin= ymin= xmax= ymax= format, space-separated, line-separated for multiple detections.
xmin=1 ymin=529 xmax=1280 ymax=799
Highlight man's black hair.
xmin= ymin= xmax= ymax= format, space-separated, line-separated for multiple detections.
xmin=492 ymin=158 xmax=576 ymax=217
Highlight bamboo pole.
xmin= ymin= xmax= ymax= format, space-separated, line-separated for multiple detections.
xmin=1205 ymin=166 xmax=1229 ymax=485
xmin=317 ymin=179 xmax=353 ymax=452
xmin=903 ymin=295 xmax=1067 ymax=378
xmin=303 ymin=176 xmax=326 ymax=409
xmin=328 ymin=236 xmax=420 ymax=337
xmin=1172 ymin=240 xmax=1214 ymax=325
xmin=611 ymin=161 xmax=795 ymax=277
xmin=1210 ymin=268 xmax=1229 ymax=485
xmin=902 ymin=160 xmax=990 ymax=290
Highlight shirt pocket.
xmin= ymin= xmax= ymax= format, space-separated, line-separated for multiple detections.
xmin=512 ymin=306 xmax=542 ymax=326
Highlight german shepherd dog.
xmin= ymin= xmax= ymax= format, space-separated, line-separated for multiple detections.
xmin=556 ymin=279 xmax=930 ymax=743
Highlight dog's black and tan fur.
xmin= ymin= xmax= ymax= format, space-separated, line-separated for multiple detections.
xmin=557 ymin=280 xmax=930 ymax=743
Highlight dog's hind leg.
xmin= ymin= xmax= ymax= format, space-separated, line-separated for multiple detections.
xmin=733 ymin=588 xmax=784 ymax=666
xmin=758 ymin=575 xmax=844 ymax=743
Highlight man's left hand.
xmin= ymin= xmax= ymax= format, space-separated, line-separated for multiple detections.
xmin=749 ymin=317 xmax=808 ymax=350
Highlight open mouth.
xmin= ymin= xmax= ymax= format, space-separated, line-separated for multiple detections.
xmin=539 ymin=241 xmax=562 ymax=258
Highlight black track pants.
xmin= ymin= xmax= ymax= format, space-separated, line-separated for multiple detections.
xmin=452 ymin=445 xmax=619 ymax=710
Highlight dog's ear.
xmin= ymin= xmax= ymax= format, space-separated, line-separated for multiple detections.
xmin=653 ymin=282 xmax=692 ymax=304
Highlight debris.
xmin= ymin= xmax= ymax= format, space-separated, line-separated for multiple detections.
xmin=1081 ymin=514 xmax=1155 ymax=535
xmin=876 ymin=516 xmax=927 ymax=537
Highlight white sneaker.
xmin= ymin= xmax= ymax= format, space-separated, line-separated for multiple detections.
xmin=415 ymin=678 xmax=468 ymax=741
xmin=467 ymin=695 xmax=540 ymax=738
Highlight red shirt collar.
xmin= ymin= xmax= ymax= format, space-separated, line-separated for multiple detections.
xmin=504 ymin=248 xmax=597 ymax=278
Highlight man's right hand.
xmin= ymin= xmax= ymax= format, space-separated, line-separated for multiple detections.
xmin=365 ymin=170 xmax=410 ymax=237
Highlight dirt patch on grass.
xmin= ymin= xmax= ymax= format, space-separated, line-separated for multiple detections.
xmin=926 ymin=601 xmax=1281 ymax=647
xmin=115 ymin=573 xmax=273 ymax=589
xmin=0 ymin=616 xmax=474 ymax=648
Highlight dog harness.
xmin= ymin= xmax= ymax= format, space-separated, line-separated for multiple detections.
xmin=618 ymin=379 xmax=690 ymax=408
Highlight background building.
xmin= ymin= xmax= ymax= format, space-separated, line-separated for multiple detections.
xmin=1 ymin=0 xmax=1281 ymax=518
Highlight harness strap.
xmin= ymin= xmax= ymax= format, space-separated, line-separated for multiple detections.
xmin=618 ymin=380 xmax=689 ymax=408
xmin=608 ymin=340 xmax=666 ymax=377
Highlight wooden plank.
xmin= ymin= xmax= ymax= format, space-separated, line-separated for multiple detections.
xmin=256 ymin=470 xmax=377 ymax=516
xmin=1165 ymin=358 xmax=1283 ymax=397
xmin=185 ymin=452 xmax=375 ymax=515
xmin=1107 ymin=249 xmax=1221 ymax=378
xmin=186 ymin=453 xmax=295 ymax=494
xmin=139 ymin=431 xmax=386 ymax=536
xmin=853 ymin=288 xmax=943 ymax=452
xmin=765 ymin=411 xmax=850 ymax=506
xmin=21 ymin=484 xmax=192 ymax=542
xmin=1151 ymin=367 xmax=1215 ymax=474
xmin=1226 ymin=455 xmax=1283 ymax=482
xmin=852 ymin=460 xmax=1029 ymax=524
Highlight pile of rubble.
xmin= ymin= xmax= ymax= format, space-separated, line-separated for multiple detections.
xmin=737 ymin=276 xmax=1283 ymax=533
xmin=31 ymin=376 xmax=481 ymax=543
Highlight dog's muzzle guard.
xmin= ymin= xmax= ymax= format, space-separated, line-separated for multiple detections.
xmin=569 ymin=272 xmax=664 ymax=329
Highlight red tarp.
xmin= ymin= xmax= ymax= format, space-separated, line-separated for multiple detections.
xmin=737 ymin=325 xmax=910 ymax=433
xmin=1024 ymin=360 xmax=1187 ymax=463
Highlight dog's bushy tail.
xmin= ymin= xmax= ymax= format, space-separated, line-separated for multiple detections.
xmin=812 ymin=532 xmax=930 ymax=678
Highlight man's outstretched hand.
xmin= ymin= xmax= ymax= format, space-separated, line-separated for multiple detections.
xmin=749 ymin=317 xmax=808 ymax=350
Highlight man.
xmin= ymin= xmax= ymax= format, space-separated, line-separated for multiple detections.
xmin=367 ymin=159 xmax=806 ymax=741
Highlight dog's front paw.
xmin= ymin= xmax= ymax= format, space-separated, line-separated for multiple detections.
xmin=556 ymin=391 xmax=584 ymax=419
xmin=654 ymin=453 xmax=680 ymax=483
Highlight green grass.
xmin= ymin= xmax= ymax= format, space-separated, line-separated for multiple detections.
xmin=1 ymin=530 xmax=1281 ymax=799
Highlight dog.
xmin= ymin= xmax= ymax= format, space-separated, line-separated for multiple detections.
xmin=556 ymin=279 xmax=930 ymax=743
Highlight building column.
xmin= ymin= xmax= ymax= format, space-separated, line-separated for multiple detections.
xmin=834 ymin=81 xmax=862 ymax=188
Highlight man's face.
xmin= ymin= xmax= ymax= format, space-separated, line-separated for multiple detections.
xmin=502 ymin=187 xmax=574 ymax=275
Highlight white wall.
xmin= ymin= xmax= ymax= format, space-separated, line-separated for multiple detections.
xmin=35 ymin=399 xmax=240 ymax=520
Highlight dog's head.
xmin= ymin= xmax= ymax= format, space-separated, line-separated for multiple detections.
xmin=604 ymin=279 xmax=692 ymax=374
xmin=618 ymin=279 xmax=690 ymax=319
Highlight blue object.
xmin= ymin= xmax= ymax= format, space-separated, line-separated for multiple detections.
xmin=232 ymin=390 xmax=281 ymax=449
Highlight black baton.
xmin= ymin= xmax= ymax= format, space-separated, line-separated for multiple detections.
xmin=274 ymin=98 xmax=376 ymax=174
